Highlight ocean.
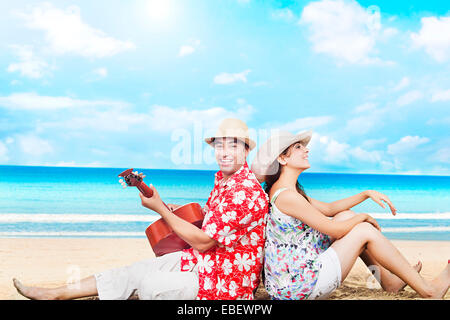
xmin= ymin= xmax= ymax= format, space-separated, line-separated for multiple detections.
xmin=0 ymin=165 xmax=449 ymax=241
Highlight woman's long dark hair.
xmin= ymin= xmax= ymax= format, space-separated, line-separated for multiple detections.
xmin=263 ymin=144 xmax=309 ymax=203
xmin=260 ymin=144 xmax=309 ymax=287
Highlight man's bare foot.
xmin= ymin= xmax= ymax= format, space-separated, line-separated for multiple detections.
xmin=13 ymin=278 xmax=57 ymax=300
xmin=383 ymin=261 xmax=423 ymax=293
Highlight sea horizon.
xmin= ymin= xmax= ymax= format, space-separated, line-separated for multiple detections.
xmin=2 ymin=164 xmax=450 ymax=177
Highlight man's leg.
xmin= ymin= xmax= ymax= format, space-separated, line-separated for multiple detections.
xmin=13 ymin=276 xmax=97 ymax=300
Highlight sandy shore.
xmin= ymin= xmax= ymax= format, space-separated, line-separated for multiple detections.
xmin=1 ymin=238 xmax=449 ymax=300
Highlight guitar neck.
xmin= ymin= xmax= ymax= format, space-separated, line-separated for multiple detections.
xmin=137 ymin=181 xmax=171 ymax=211
xmin=136 ymin=181 xmax=153 ymax=198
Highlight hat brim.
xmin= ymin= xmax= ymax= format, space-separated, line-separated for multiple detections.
xmin=205 ymin=136 xmax=256 ymax=151
xmin=251 ymin=130 xmax=313 ymax=183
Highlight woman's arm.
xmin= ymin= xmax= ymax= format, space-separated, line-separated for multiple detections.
xmin=276 ymin=190 xmax=380 ymax=239
xmin=308 ymin=192 xmax=369 ymax=217
xmin=309 ymin=190 xmax=397 ymax=217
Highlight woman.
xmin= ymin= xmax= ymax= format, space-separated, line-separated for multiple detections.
xmin=251 ymin=130 xmax=449 ymax=300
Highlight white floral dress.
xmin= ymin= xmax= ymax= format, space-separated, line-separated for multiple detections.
xmin=264 ymin=188 xmax=332 ymax=300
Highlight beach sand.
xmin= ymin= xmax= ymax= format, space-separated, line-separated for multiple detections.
xmin=1 ymin=238 xmax=449 ymax=300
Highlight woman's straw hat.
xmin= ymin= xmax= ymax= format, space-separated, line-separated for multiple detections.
xmin=205 ymin=118 xmax=256 ymax=151
xmin=251 ymin=129 xmax=313 ymax=182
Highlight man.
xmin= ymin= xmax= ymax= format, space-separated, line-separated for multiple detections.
xmin=13 ymin=118 xmax=268 ymax=300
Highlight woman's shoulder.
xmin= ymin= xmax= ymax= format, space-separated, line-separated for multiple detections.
xmin=269 ymin=186 xmax=298 ymax=204
xmin=273 ymin=188 xmax=310 ymax=215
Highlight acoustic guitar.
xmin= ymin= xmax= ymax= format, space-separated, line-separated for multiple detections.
xmin=118 ymin=168 xmax=204 ymax=256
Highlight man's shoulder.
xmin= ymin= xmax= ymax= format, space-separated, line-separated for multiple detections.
xmin=236 ymin=170 xmax=269 ymax=205
xmin=234 ymin=170 xmax=263 ymax=191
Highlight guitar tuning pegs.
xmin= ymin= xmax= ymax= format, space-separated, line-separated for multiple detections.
xmin=118 ymin=179 xmax=127 ymax=188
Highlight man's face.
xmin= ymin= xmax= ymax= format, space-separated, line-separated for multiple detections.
xmin=214 ymin=137 xmax=249 ymax=179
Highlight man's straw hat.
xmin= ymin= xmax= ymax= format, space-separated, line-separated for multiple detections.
xmin=205 ymin=118 xmax=256 ymax=151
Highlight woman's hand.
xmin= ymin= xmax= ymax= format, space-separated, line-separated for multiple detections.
xmin=364 ymin=190 xmax=397 ymax=216
xmin=362 ymin=213 xmax=381 ymax=231
xmin=139 ymin=184 xmax=166 ymax=214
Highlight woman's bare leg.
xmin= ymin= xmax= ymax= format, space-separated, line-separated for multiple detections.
xmin=331 ymin=210 xmax=422 ymax=292
xmin=331 ymin=221 xmax=449 ymax=298
xmin=359 ymin=250 xmax=422 ymax=292
xmin=13 ymin=276 xmax=98 ymax=300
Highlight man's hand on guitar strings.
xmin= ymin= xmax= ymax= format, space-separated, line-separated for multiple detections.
xmin=139 ymin=184 xmax=165 ymax=213
xmin=166 ymin=204 xmax=181 ymax=212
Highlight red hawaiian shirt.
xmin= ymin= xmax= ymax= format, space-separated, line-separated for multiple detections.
xmin=180 ymin=162 xmax=269 ymax=300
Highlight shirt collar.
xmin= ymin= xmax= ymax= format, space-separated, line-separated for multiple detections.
xmin=215 ymin=161 xmax=249 ymax=187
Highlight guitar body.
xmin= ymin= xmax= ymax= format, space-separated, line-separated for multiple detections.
xmin=118 ymin=168 xmax=205 ymax=256
xmin=145 ymin=202 xmax=204 ymax=257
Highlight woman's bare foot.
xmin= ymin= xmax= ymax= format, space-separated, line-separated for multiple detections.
xmin=383 ymin=261 xmax=423 ymax=293
xmin=13 ymin=278 xmax=58 ymax=300
xmin=428 ymin=263 xmax=450 ymax=299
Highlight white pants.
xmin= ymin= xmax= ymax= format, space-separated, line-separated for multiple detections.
xmin=308 ymin=247 xmax=342 ymax=300
xmin=94 ymin=251 xmax=199 ymax=300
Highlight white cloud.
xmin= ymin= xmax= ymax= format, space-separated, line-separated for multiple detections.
xmin=271 ymin=9 xmax=296 ymax=22
xmin=431 ymin=89 xmax=450 ymax=102
xmin=18 ymin=134 xmax=53 ymax=156
xmin=396 ymin=90 xmax=423 ymax=107
xmin=93 ymin=67 xmax=108 ymax=78
xmin=411 ymin=16 xmax=450 ymax=62
xmin=361 ymin=138 xmax=386 ymax=149
xmin=299 ymin=0 xmax=393 ymax=65
xmin=381 ymin=27 xmax=398 ymax=39
xmin=348 ymin=146 xmax=381 ymax=163
xmin=392 ymin=77 xmax=410 ymax=92
xmin=387 ymin=136 xmax=430 ymax=155
xmin=346 ymin=104 xmax=386 ymax=135
xmin=213 ymin=69 xmax=251 ymax=85
xmin=43 ymin=109 xmax=147 ymax=132
xmin=0 ymin=92 xmax=128 ymax=111
xmin=17 ymin=3 xmax=135 ymax=58
xmin=82 ymin=67 xmax=108 ymax=82
xmin=44 ymin=161 xmax=104 ymax=167
xmin=430 ymin=147 xmax=450 ymax=164
xmin=178 ymin=39 xmax=201 ymax=57
xmin=426 ymin=117 xmax=450 ymax=126
xmin=7 ymin=45 xmax=50 ymax=79
xmin=148 ymin=104 xmax=255 ymax=133
xmin=38 ymin=102 xmax=255 ymax=134
xmin=307 ymin=132 xmax=384 ymax=167
xmin=308 ymin=133 xmax=350 ymax=164
xmin=345 ymin=115 xmax=377 ymax=135
xmin=276 ymin=116 xmax=333 ymax=132
xmin=319 ymin=136 xmax=350 ymax=163
xmin=353 ymin=102 xmax=377 ymax=113
xmin=0 ymin=92 xmax=255 ymax=136
xmin=178 ymin=45 xmax=195 ymax=57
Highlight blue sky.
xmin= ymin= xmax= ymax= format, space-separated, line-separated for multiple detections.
xmin=0 ymin=0 xmax=449 ymax=175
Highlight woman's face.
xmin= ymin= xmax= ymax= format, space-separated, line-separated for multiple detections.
xmin=278 ymin=142 xmax=310 ymax=170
